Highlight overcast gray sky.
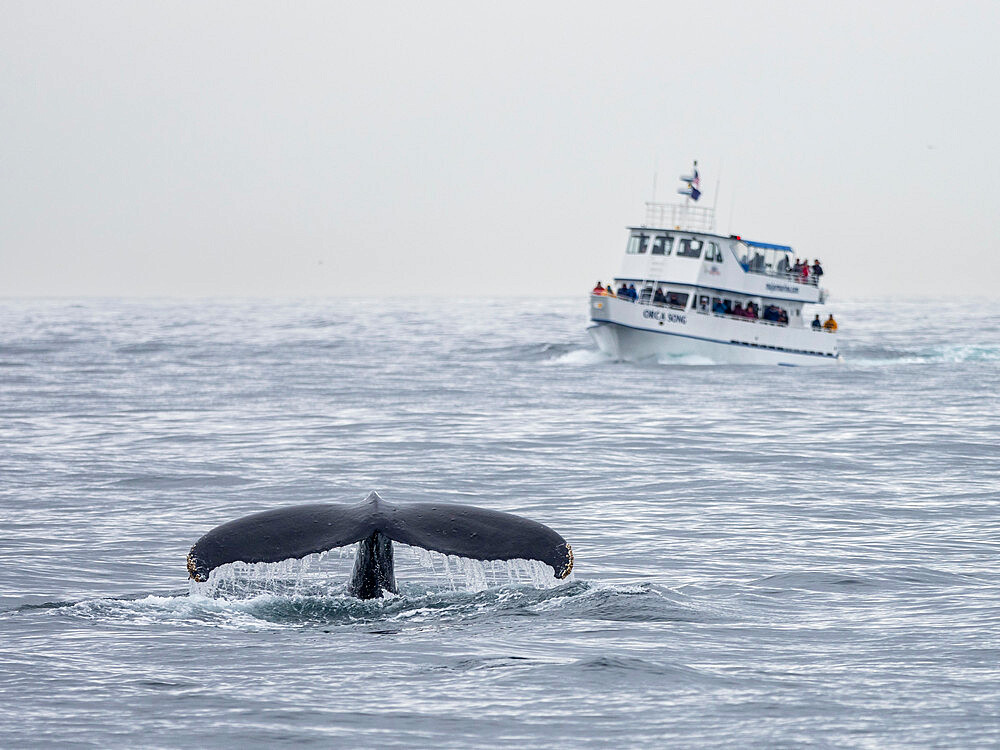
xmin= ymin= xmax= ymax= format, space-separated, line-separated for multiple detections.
xmin=3 ymin=1 xmax=997 ymax=298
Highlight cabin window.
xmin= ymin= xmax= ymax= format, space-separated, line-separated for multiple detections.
xmin=706 ymin=242 xmax=723 ymax=262
xmin=651 ymin=235 xmax=673 ymax=255
xmin=626 ymin=233 xmax=649 ymax=254
xmin=676 ymin=238 xmax=703 ymax=258
xmin=665 ymin=291 xmax=689 ymax=308
xmin=698 ymin=295 xmax=710 ymax=310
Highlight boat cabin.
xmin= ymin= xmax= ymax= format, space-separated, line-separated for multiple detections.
xmin=615 ymin=222 xmax=822 ymax=317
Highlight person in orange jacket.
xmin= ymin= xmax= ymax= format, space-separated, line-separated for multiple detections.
xmin=823 ymin=314 xmax=838 ymax=331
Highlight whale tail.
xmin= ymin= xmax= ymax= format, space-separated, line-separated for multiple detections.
xmin=187 ymin=491 xmax=573 ymax=599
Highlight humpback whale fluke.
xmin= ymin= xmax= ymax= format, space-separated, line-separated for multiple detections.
xmin=187 ymin=491 xmax=573 ymax=599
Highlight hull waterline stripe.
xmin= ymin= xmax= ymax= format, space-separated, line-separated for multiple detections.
xmin=589 ymin=319 xmax=839 ymax=359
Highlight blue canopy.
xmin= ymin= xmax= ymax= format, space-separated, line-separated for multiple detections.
xmin=743 ymin=239 xmax=793 ymax=253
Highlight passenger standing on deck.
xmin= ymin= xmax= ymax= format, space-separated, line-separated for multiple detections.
xmin=593 ymin=282 xmax=605 ymax=295
xmin=812 ymin=259 xmax=824 ymax=280
xmin=823 ymin=314 xmax=838 ymax=331
xmin=812 ymin=314 xmax=822 ymax=329
xmin=800 ymin=260 xmax=810 ymax=283
xmin=618 ymin=282 xmax=629 ymax=298
xmin=628 ymin=284 xmax=638 ymax=301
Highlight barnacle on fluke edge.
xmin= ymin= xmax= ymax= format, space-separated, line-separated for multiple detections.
xmin=559 ymin=544 xmax=574 ymax=579
xmin=186 ymin=554 xmax=204 ymax=582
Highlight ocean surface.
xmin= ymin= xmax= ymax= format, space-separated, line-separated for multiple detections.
xmin=1 ymin=296 xmax=998 ymax=748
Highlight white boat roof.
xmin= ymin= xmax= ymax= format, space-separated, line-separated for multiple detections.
xmin=626 ymin=227 xmax=794 ymax=254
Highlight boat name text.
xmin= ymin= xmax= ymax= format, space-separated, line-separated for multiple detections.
xmin=643 ymin=310 xmax=687 ymax=325
xmin=765 ymin=283 xmax=800 ymax=294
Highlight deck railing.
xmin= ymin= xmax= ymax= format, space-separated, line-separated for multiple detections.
xmin=592 ymin=292 xmax=837 ymax=332
xmin=744 ymin=265 xmax=820 ymax=286
xmin=643 ymin=202 xmax=715 ymax=232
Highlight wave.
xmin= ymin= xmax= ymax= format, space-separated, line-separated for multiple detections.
xmin=9 ymin=583 xmax=581 ymax=630
xmin=844 ymin=343 xmax=1000 ymax=365
xmin=116 ymin=340 xmax=171 ymax=354
xmin=6 ymin=574 xmax=716 ymax=633
xmin=107 ymin=473 xmax=253 ymax=489
xmin=545 ymin=347 xmax=612 ymax=365
xmin=540 ymin=342 xmax=1000 ymax=369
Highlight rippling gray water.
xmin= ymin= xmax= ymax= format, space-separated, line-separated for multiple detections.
xmin=1 ymin=297 xmax=998 ymax=748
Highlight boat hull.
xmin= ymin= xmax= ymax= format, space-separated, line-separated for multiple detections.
xmin=588 ymin=296 xmax=840 ymax=366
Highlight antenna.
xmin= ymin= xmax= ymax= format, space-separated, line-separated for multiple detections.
xmin=712 ymin=160 xmax=722 ymax=232
xmin=728 ymin=184 xmax=737 ymax=235
xmin=712 ymin=160 xmax=723 ymax=212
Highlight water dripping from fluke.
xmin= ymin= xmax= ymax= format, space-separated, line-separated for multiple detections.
xmin=186 ymin=491 xmax=574 ymax=601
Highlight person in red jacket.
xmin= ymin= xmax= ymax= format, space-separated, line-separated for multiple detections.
xmin=592 ymin=281 xmax=606 ymax=295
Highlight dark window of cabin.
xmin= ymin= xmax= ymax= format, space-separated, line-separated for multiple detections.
xmin=677 ymin=238 xmax=703 ymax=258
xmin=707 ymin=242 xmax=723 ymax=262
xmin=625 ymin=233 xmax=649 ymax=254
xmin=651 ymin=235 xmax=673 ymax=255
xmin=699 ymin=295 xmax=710 ymax=309
xmin=665 ymin=291 xmax=689 ymax=308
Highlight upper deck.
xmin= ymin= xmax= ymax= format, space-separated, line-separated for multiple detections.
xmin=620 ymin=202 xmax=822 ymax=304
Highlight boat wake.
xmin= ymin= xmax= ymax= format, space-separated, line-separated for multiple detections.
xmin=541 ymin=341 xmax=1000 ymax=368
xmin=544 ymin=347 xmax=613 ymax=366
xmin=655 ymin=352 xmax=719 ymax=366
xmin=541 ymin=344 xmax=721 ymax=366
xmin=844 ymin=342 xmax=1000 ymax=365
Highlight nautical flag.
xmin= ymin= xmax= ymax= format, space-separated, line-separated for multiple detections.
xmin=678 ymin=160 xmax=701 ymax=201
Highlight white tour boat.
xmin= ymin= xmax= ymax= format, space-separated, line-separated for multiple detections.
xmin=589 ymin=164 xmax=840 ymax=366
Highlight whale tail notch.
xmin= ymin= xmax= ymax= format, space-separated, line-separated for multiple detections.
xmin=187 ymin=491 xmax=573 ymax=599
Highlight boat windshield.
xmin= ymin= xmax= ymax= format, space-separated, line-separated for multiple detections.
xmin=676 ymin=238 xmax=703 ymax=258
xmin=626 ymin=231 xmax=649 ymax=254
